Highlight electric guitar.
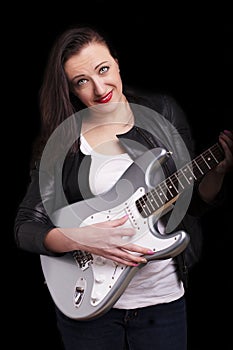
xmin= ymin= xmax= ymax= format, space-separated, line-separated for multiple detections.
xmin=40 ymin=142 xmax=224 ymax=320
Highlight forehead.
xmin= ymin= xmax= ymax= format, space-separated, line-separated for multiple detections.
xmin=64 ymin=42 xmax=112 ymax=75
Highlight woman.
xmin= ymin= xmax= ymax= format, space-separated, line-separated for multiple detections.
xmin=14 ymin=25 xmax=233 ymax=350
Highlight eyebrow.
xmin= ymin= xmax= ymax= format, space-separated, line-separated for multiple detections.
xmin=70 ymin=60 xmax=109 ymax=82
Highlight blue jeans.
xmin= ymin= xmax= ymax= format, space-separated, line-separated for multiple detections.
xmin=55 ymin=296 xmax=187 ymax=350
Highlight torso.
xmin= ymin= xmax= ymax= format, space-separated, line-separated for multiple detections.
xmin=80 ymin=101 xmax=134 ymax=155
xmin=81 ymin=123 xmax=132 ymax=155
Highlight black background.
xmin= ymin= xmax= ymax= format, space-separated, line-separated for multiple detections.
xmin=8 ymin=2 xmax=232 ymax=349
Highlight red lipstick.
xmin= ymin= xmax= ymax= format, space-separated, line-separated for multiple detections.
xmin=97 ymin=91 xmax=113 ymax=104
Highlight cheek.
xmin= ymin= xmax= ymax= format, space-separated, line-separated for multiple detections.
xmin=74 ymin=89 xmax=91 ymax=105
xmin=115 ymin=71 xmax=123 ymax=90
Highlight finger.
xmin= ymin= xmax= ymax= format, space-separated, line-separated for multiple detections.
xmin=111 ymin=214 xmax=129 ymax=227
xmin=107 ymin=229 xmax=136 ymax=248
xmin=122 ymin=243 xmax=155 ymax=256
xmin=92 ymin=215 xmax=129 ymax=229
xmin=106 ymin=256 xmax=140 ymax=266
xmin=219 ymin=131 xmax=233 ymax=150
xmin=219 ymin=137 xmax=233 ymax=160
xmin=223 ymin=129 xmax=233 ymax=140
xmin=114 ymin=227 xmax=136 ymax=237
xmin=104 ymin=248 xmax=148 ymax=266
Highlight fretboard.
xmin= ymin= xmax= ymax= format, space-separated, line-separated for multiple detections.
xmin=136 ymin=142 xmax=224 ymax=218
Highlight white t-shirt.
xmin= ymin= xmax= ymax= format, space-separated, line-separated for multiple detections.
xmin=80 ymin=135 xmax=184 ymax=309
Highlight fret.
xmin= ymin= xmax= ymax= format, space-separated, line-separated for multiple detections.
xmin=160 ymin=184 xmax=175 ymax=203
xmin=137 ymin=195 xmax=152 ymax=217
xmin=154 ymin=187 xmax=166 ymax=205
xmin=164 ymin=177 xmax=178 ymax=198
xmin=136 ymin=142 xmax=224 ymax=218
xmin=146 ymin=192 xmax=158 ymax=212
xmin=141 ymin=195 xmax=152 ymax=215
xmin=179 ymin=167 xmax=191 ymax=185
xmin=175 ymin=170 xmax=186 ymax=188
xmin=200 ymin=154 xmax=211 ymax=172
xmin=209 ymin=148 xmax=219 ymax=163
xmin=168 ymin=176 xmax=179 ymax=194
xmin=136 ymin=198 xmax=148 ymax=216
xmin=158 ymin=184 xmax=169 ymax=201
xmin=149 ymin=191 xmax=160 ymax=208
xmin=147 ymin=192 xmax=159 ymax=211
xmin=192 ymin=159 xmax=204 ymax=177
xmin=187 ymin=164 xmax=197 ymax=180
xmin=163 ymin=181 xmax=174 ymax=197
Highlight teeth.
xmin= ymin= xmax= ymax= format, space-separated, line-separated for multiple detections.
xmin=100 ymin=92 xmax=111 ymax=102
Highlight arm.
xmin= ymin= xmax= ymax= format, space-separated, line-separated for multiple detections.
xmin=43 ymin=216 xmax=154 ymax=266
xmin=14 ymin=165 xmax=153 ymax=266
xmin=14 ymin=165 xmax=57 ymax=255
xmin=162 ymin=96 xmax=233 ymax=213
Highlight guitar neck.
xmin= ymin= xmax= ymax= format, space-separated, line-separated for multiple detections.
xmin=136 ymin=142 xmax=224 ymax=218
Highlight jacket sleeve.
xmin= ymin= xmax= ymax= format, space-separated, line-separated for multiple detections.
xmin=160 ymin=94 xmax=227 ymax=268
xmin=14 ymin=163 xmax=59 ymax=256
xmin=160 ymin=94 xmax=226 ymax=216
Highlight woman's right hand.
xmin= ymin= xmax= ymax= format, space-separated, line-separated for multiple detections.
xmin=45 ymin=215 xmax=153 ymax=266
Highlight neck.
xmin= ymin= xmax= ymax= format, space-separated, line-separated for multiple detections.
xmin=83 ymin=99 xmax=134 ymax=128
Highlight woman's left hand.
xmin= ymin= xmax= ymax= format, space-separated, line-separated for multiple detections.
xmin=198 ymin=129 xmax=233 ymax=202
xmin=217 ymin=129 xmax=233 ymax=174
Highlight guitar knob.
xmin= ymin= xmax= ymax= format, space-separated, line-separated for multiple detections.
xmin=91 ymin=291 xmax=102 ymax=303
xmin=95 ymin=274 xmax=106 ymax=283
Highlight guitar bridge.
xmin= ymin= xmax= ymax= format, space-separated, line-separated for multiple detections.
xmin=73 ymin=250 xmax=93 ymax=270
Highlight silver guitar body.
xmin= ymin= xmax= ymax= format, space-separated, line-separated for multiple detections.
xmin=40 ymin=148 xmax=189 ymax=320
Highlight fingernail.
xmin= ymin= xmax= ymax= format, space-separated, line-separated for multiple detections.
xmin=140 ymin=258 xmax=147 ymax=263
xmin=147 ymin=250 xmax=155 ymax=254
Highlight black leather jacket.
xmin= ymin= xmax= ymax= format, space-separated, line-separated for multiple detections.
xmin=14 ymin=89 xmax=223 ymax=286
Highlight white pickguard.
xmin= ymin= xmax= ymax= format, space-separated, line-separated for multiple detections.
xmin=77 ymin=187 xmax=181 ymax=306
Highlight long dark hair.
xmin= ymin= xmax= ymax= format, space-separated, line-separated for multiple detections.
xmin=31 ymin=25 xmax=119 ymax=164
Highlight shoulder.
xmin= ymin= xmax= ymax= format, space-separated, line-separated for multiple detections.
xmin=124 ymin=85 xmax=184 ymax=120
xmin=125 ymin=85 xmax=195 ymax=154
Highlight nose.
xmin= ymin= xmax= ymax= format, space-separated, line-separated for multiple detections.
xmin=92 ymin=77 xmax=106 ymax=96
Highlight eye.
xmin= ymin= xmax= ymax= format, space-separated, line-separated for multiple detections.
xmin=99 ymin=66 xmax=109 ymax=74
xmin=77 ymin=78 xmax=88 ymax=86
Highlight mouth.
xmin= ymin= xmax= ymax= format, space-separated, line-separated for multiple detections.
xmin=97 ymin=91 xmax=113 ymax=104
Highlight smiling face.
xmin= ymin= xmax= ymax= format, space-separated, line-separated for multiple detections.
xmin=64 ymin=42 xmax=125 ymax=110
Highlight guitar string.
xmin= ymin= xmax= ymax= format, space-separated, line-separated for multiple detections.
xmin=136 ymin=143 xmax=223 ymax=216
xmin=81 ymin=143 xmax=224 ymax=239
